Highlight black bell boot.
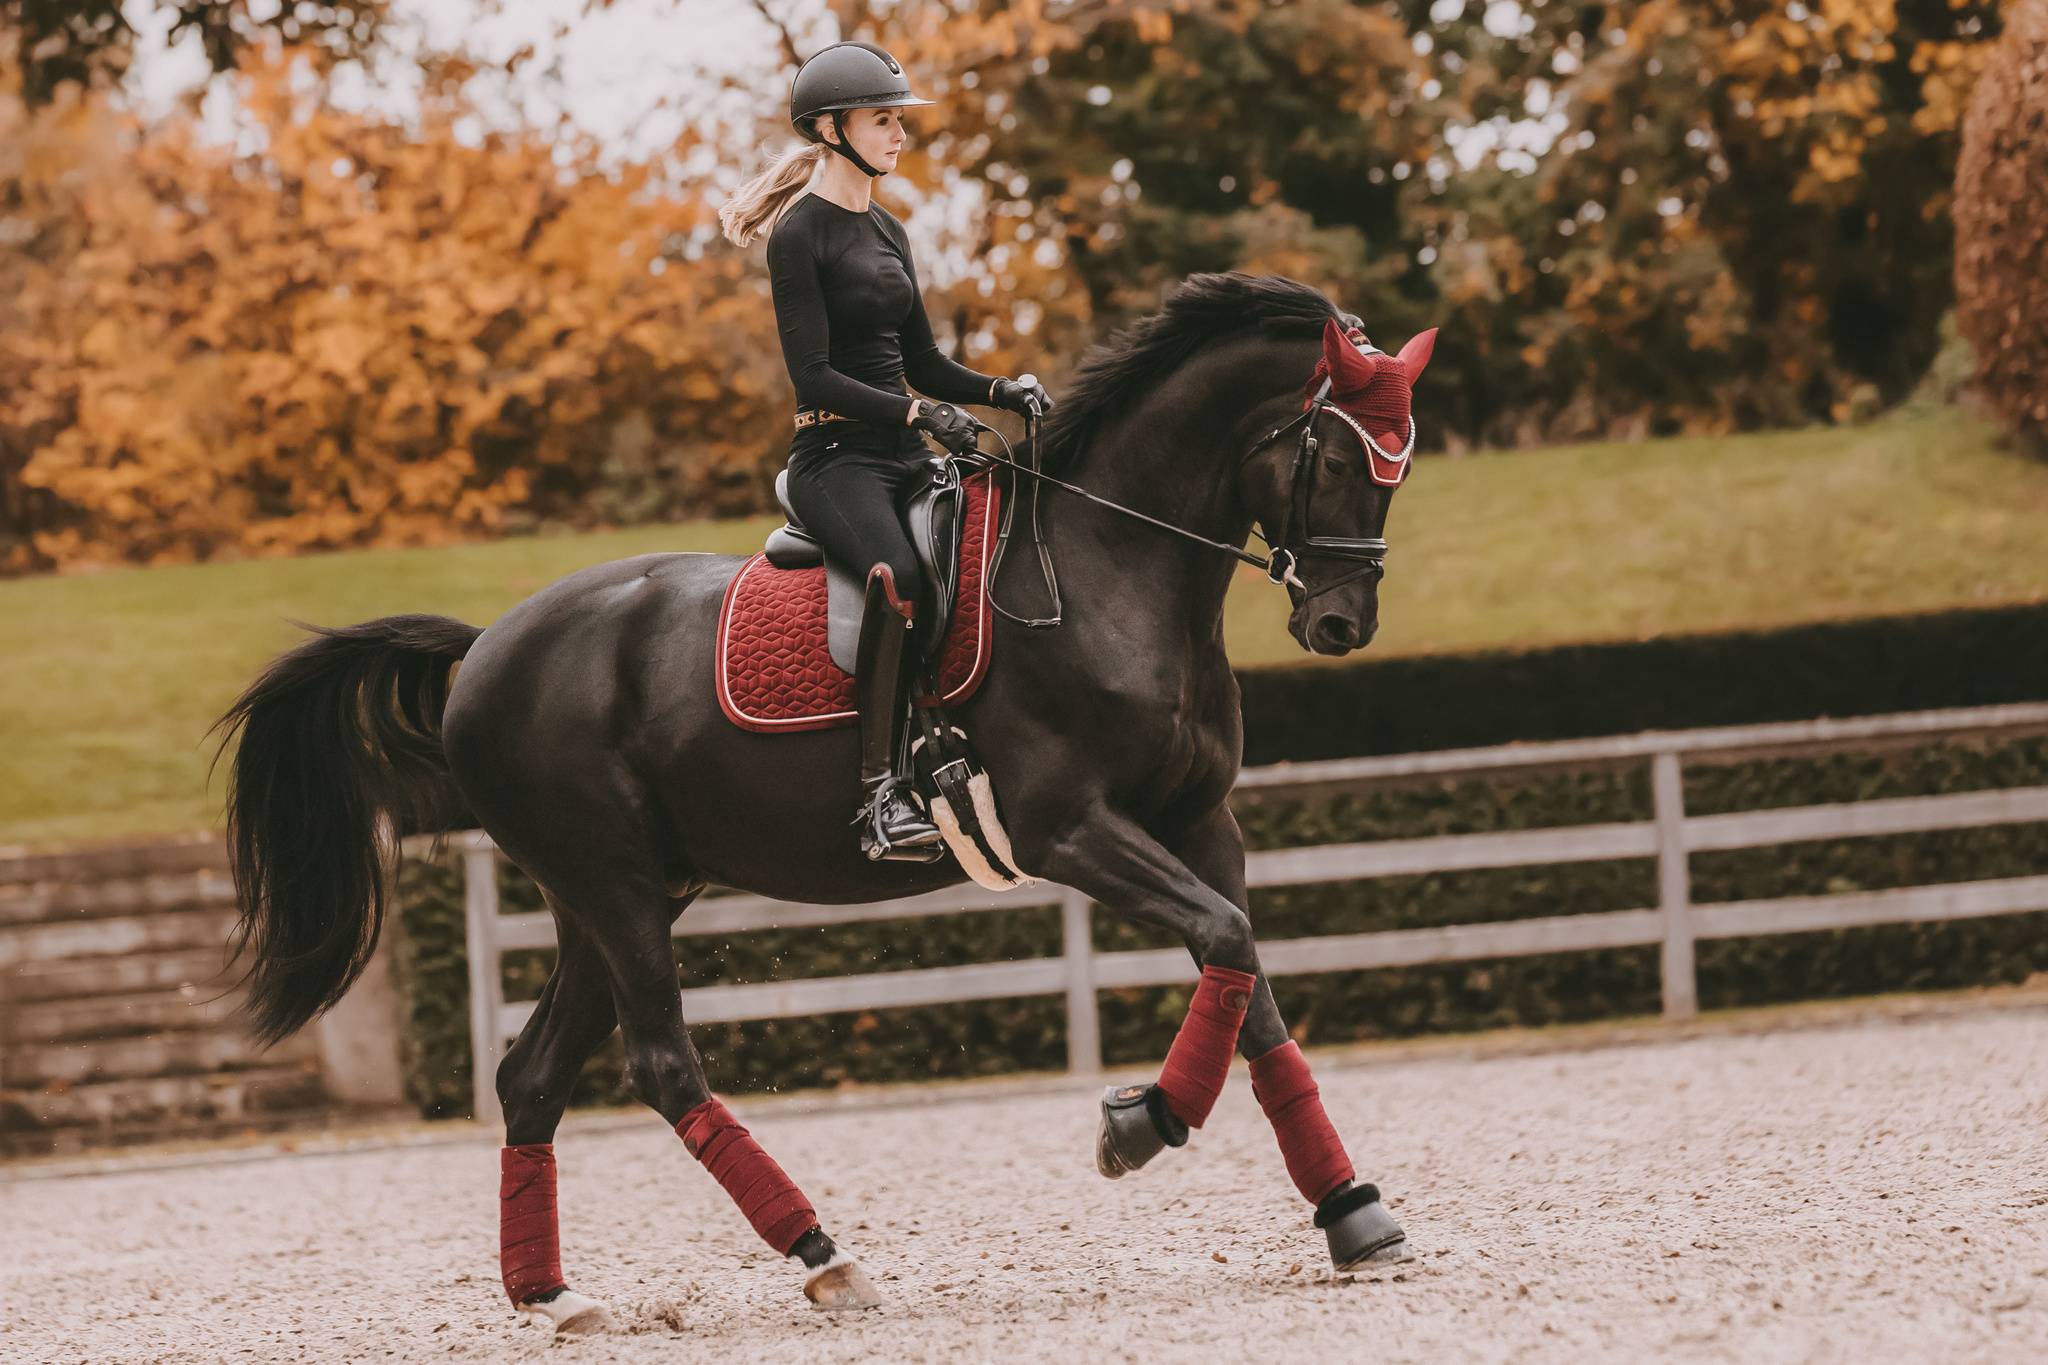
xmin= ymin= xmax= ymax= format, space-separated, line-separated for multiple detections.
xmin=1094 ymin=1082 xmax=1188 ymax=1179
xmin=854 ymin=565 xmax=944 ymax=863
xmin=1315 ymin=1183 xmax=1410 ymax=1269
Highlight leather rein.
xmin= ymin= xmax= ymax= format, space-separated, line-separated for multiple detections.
xmin=966 ymin=371 xmax=1407 ymax=628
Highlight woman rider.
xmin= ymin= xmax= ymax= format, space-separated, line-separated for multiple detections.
xmin=719 ymin=41 xmax=1052 ymax=862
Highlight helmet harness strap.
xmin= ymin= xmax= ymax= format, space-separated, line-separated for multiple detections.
xmin=826 ymin=110 xmax=886 ymax=179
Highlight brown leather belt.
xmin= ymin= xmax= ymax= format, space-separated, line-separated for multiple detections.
xmin=794 ymin=408 xmax=857 ymax=430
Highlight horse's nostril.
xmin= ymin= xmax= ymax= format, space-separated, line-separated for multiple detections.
xmin=1315 ymin=614 xmax=1360 ymax=648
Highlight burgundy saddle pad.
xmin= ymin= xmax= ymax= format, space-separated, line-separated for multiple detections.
xmin=715 ymin=471 xmax=999 ymax=733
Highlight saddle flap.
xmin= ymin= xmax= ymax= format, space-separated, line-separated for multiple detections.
xmin=825 ymin=561 xmax=864 ymax=674
xmin=813 ymin=463 xmax=966 ymax=675
xmin=907 ymin=477 xmax=963 ymax=637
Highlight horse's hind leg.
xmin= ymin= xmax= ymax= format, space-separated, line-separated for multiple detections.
xmin=566 ymin=871 xmax=883 ymax=1312
xmin=495 ymin=910 xmax=622 ymax=1334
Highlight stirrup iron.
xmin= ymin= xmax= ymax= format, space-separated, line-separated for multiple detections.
xmin=858 ymin=774 xmax=943 ymax=863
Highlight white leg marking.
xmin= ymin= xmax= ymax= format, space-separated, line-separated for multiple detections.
xmin=516 ymin=1288 xmax=616 ymax=1335
xmin=803 ymin=1250 xmax=884 ymax=1311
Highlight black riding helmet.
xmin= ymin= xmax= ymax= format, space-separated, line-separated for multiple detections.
xmin=789 ymin=40 xmax=935 ymax=179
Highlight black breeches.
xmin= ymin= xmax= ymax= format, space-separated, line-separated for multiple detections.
xmin=783 ymin=425 xmax=932 ymax=621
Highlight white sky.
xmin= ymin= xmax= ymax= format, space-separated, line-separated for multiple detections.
xmin=117 ymin=0 xmax=1557 ymax=284
xmin=124 ymin=0 xmax=1549 ymax=174
xmin=124 ymin=0 xmax=817 ymax=162
xmin=117 ymin=1 xmax=1013 ymax=276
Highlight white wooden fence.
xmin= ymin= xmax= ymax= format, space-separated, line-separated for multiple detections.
xmin=451 ymin=703 xmax=2048 ymax=1123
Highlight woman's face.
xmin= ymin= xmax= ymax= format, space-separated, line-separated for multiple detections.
xmin=822 ymin=106 xmax=906 ymax=172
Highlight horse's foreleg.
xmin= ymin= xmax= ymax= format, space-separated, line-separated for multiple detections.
xmin=496 ymin=913 xmax=622 ymax=1334
xmin=1164 ymin=806 xmax=1410 ymax=1269
xmin=1044 ymin=803 xmax=1408 ymax=1267
xmin=588 ymin=889 xmax=882 ymax=1313
xmin=1032 ymin=804 xmax=1265 ymax=1161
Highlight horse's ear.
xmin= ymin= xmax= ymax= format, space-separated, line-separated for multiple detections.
xmin=1323 ymin=317 xmax=1379 ymax=388
xmin=1396 ymin=328 xmax=1438 ymax=380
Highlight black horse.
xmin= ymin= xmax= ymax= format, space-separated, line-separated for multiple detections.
xmin=215 ymin=271 xmax=1436 ymax=1333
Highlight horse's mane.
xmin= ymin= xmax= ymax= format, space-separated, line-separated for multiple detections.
xmin=1030 ymin=272 xmax=1342 ymax=475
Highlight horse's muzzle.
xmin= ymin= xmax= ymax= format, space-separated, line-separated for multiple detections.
xmin=1301 ymin=609 xmax=1377 ymax=656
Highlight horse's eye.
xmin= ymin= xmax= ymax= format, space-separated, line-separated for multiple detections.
xmin=1321 ymin=452 xmax=1349 ymax=476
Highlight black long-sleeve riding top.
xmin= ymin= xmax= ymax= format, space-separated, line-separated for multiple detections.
xmin=766 ymin=192 xmax=999 ymax=429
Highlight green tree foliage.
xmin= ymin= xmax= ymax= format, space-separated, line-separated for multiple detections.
xmin=1423 ymin=0 xmax=2012 ymax=443
xmin=866 ymin=0 xmax=2012 ymax=447
xmin=874 ymin=0 xmax=1431 ymax=362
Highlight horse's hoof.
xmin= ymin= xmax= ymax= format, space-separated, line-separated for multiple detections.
xmin=516 ymin=1287 xmax=616 ymax=1335
xmin=1095 ymin=1082 xmax=1188 ymax=1179
xmin=1344 ymin=1232 xmax=1413 ymax=1269
xmin=803 ymin=1252 xmax=883 ymax=1311
xmin=1316 ymin=1184 xmax=1409 ymax=1271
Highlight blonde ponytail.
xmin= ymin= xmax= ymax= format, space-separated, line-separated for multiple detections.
xmin=719 ymin=139 xmax=829 ymax=248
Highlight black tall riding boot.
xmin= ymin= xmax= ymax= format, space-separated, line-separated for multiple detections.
xmin=854 ymin=565 xmax=944 ymax=862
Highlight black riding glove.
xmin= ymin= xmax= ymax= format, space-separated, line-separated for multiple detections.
xmin=990 ymin=376 xmax=1053 ymax=418
xmin=910 ymin=400 xmax=981 ymax=455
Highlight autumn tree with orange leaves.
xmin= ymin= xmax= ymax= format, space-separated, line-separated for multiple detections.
xmin=1 ymin=0 xmax=2027 ymax=571
xmin=1 ymin=52 xmax=790 ymax=571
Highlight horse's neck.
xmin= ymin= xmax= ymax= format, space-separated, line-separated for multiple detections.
xmin=1048 ymin=358 xmax=1266 ymax=644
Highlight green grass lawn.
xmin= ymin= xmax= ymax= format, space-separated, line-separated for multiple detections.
xmin=4 ymin=406 xmax=2045 ymax=848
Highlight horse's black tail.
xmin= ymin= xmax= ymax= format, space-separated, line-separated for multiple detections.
xmin=208 ymin=614 xmax=483 ymax=1045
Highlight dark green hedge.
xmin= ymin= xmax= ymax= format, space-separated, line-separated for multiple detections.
xmin=1238 ymin=599 xmax=2048 ymax=763
xmin=390 ymin=603 xmax=2048 ymax=1119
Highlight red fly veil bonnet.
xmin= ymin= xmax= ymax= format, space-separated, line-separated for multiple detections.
xmin=1302 ymin=319 xmax=1437 ymax=487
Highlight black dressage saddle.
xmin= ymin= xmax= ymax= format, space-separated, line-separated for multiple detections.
xmin=763 ymin=460 xmax=969 ymax=677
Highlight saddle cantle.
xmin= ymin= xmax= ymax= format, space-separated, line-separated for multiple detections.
xmin=716 ymin=465 xmax=999 ymax=734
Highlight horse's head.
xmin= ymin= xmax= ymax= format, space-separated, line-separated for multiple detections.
xmin=1249 ymin=316 xmax=1436 ymax=657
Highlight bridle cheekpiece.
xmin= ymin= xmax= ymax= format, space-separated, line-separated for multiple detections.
xmin=1251 ymin=322 xmax=1414 ymax=599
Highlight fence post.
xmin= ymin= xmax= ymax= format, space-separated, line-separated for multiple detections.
xmin=463 ymin=840 xmax=506 ymax=1125
xmin=1651 ymin=750 xmax=1698 ymax=1020
xmin=1060 ymin=888 xmax=1102 ymax=1075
